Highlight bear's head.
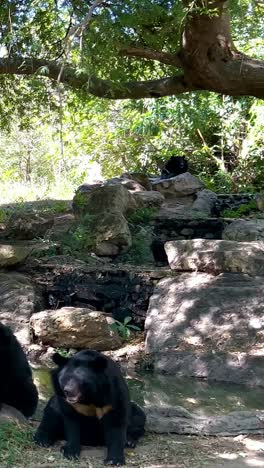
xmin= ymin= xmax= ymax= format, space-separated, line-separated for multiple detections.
xmin=52 ymin=350 xmax=108 ymax=405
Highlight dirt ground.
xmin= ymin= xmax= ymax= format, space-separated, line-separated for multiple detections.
xmin=5 ymin=432 xmax=264 ymax=468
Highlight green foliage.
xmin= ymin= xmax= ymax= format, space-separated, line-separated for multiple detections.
xmin=200 ymin=170 xmax=234 ymax=194
xmin=1 ymin=88 xmax=264 ymax=198
xmin=0 ymin=422 xmax=33 ymax=466
xmin=0 ymin=200 xmax=68 ymax=223
xmin=59 ymin=214 xmax=97 ymax=256
xmin=127 ymin=207 xmax=157 ymax=225
xmin=0 ymin=0 xmax=263 ymax=95
xmin=61 ymin=227 xmax=95 ymax=255
xmin=55 ymin=348 xmax=73 ymax=358
xmin=222 ymin=200 xmax=258 ymax=218
xmin=30 ymin=213 xmax=97 ymax=259
xmin=31 ymin=240 xmax=59 ymax=259
xmin=0 ymin=209 xmax=8 ymax=223
xmin=47 ymin=200 xmax=69 ymax=215
xmin=111 ymin=316 xmax=140 ymax=341
xmin=73 ymin=192 xmax=88 ymax=211
xmin=120 ymin=228 xmax=154 ymax=265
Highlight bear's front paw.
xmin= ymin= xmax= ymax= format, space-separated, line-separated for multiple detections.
xmin=125 ymin=439 xmax=136 ymax=449
xmin=33 ymin=432 xmax=53 ymax=448
xmin=61 ymin=443 xmax=80 ymax=460
xmin=104 ymin=456 xmax=125 ymax=466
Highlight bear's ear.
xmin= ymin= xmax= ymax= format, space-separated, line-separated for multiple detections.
xmin=0 ymin=324 xmax=12 ymax=344
xmin=52 ymin=352 xmax=70 ymax=367
xmin=90 ymin=355 xmax=108 ymax=372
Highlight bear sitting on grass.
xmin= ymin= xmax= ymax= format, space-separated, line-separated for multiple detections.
xmin=0 ymin=322 xmax=38 ymax=417
xmin=34 ymin=349 xmax=146 ymax=466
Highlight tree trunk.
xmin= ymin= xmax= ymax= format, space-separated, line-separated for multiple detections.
xmin=179 ymin=0 xmax=264 ymax=98
xmin=25 ymin=151 xmax=31 ymax=182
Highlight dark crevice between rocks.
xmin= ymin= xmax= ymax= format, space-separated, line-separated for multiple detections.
xmin=151 ymin=218 xmax=232 ymax=267
xmin=37 ymin=269 xmax=158 ymax=329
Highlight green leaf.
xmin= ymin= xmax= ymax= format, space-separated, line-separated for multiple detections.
xmin=124 ymin=316 xmax=132 ymax=325
xmin=129 ymin=325 xmax=141 ymax=331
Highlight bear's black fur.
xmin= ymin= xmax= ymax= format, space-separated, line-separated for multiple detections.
xmin=34 ymin=350 xmax=145 ymax=466
xmin=161 ymin=155 xmax=188 ymax=179
xmin=0 ymin=322 xmax=38 ymax=417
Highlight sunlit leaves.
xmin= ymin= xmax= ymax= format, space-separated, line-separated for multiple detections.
xmin=0 ymin=0 xmax=263 ymax=113
xmin=230 ymin=0 xmax=264 ymax=56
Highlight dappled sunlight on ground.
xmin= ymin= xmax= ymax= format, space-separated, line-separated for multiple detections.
xmin=23 ymin=434 xmax=264 ymax=467
xmin=211 ymin=436 xmax=264 ymax=467
xmin=242 ymin=438 xmax=264 ymax=451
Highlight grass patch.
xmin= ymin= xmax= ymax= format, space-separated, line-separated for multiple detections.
xmin=0 ymin=422 xmax=34 ymax=467
xmin=0 ymin=200 xmax=70 ymax=227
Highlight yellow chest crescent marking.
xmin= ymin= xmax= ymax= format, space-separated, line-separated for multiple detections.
xmin=70 ymin=403 xmax=112 ymax=419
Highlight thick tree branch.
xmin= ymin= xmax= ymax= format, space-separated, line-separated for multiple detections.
xmin=119 ymin=46 xmax=182 ymax=68
xmin=2 ymin=0 xmax=264 ymax=102
xmin=87 ymin=75 xmax=196 ymax=98
xmin=0 ymin=56 xmax=196 ymax=99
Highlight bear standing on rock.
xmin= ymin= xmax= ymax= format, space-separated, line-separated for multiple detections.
xmin=34 ymin=349 xmax=146 ymax=466
xmin=0 ymin=322 xmax=38 ymax=418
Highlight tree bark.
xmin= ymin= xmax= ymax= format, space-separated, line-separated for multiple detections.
xmin=180 ymin=0 xmax=264 ymax=98
xmin=0 ymin=57 xmax=197 ymax=98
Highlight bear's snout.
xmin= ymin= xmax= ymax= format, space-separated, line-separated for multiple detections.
xmin=63 ymin=379 xmax=81 ymax=404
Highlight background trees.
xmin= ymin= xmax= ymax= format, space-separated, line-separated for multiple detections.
xmin=0 ymin=1 xmax=263 ymax=200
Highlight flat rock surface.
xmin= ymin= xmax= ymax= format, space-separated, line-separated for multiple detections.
xmin=152 ymin=172 xmax=204 ymax=198
xmin=145 ymin=272 xmax=264 ymax=355
xmin=165 ymin=239 xmax=264 ymax=275
xmin=145 ymin=406 xmax=264 ymax=436
xmin=156 ymin=196 xmax=195 ymax=220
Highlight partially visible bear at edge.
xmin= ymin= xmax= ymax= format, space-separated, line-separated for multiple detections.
xmin=161 ymin=155 xmax=188 ymax=179
xmin=34 ymin=349 xmax=146 ymax=466
xmin=0 ymin=322 xmax=38 ymax=417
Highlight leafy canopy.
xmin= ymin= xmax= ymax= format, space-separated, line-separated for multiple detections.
xmin=1 ymin=1 xmax=263 ymax=81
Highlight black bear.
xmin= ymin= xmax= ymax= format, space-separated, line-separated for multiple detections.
xmin=161 ymin=155 xmax=188 ymax=179
xmin=0 ymin=322 xmax=38 ymax=417
xmin=34 ymin=350 xmax=145 ymax=466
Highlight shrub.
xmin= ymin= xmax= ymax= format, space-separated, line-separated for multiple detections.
xmin=127 ymin=207 xmax=157 ymax=225
xmin=222 ymin=200 xmax=257 ymax=218
xmin=111 ymin=316 xmax=140 ymax=341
